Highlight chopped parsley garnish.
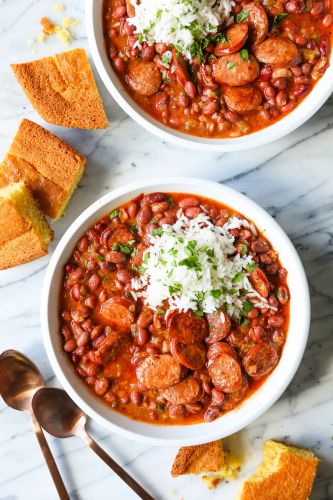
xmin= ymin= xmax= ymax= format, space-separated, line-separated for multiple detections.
xmin=227 ymin=62 xmax=237 ymax=70
xmin=241 ymin=244 xmax=248 ymax=256
xmin=152 ymin=228 xmax=164 ymax=236
xmin=157 ymin=403 xmax=164 ymax=412
xmin=112 ymin=244 xmax=132 ymax=255
xmin=211 ymin=289 xmax=222 ymax=298
xmin=155 ymin=308 xmax=165 ymax=314
xmin=240 ymin=48 xmax=249 ymax=61
xmin=110 ymin=209 xmax=119 ymax=219
xmin=236 ymin=10 xmax=249 ymax=23
xmin=169 ymin=283 xmax=182 ymax=294
xmin=233 ymin=271 xmax=244 ymax=283
xmin=214 ymin=32 xmax=228 ymax=44
xmin=245 ymin=262 xmax=258 ymax=273
xmin=98 ymin=255 xmax=105 ymax=261
xmin=161 ymin=52 xmax=172 ymax=64
xmin=273 ymin=12 xmax=288 ymax=25
xmin=241 ymin=300 xmax=254 ymax=317
xmin=130 ymin=224 xmax=138 ymax=233
xmin=195 ymin=310 xmax=204 ymax=317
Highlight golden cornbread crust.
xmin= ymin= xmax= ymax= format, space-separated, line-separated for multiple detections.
xmin=171 ymin=440 xmax=224 ymax=476
xmin=0 ymin=119 xmax=86 ymax=219
xmin=0 ymin=182 xmax=53 ymax=270
xmin=239 ymin=440 xmax=319 ymax=500
xmin=11 ymin=48 xmax=107 ymax=129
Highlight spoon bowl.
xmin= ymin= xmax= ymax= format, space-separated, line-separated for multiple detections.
xmin=0 ymin=350 xmax=44 ymax=412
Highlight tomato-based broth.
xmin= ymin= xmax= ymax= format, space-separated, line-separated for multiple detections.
xmin=103 ymin=0 xmax=333 ymax=139
xmin=59 ymin=193 xmax=290 ymax=425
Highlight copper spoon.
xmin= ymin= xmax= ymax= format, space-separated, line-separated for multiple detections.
xmin=0 ymin=350 xmax=69 ymax=500
xmin=32 ymin=387 xmax=154 ymax=500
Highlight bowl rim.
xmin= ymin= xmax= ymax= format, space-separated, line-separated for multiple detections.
xmin=41 ymin=177 xmax=310 ymax=445
xmin=86 ymin=0 xmax=333 ymax=152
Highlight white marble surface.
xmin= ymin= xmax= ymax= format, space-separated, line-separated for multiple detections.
xmin=0 ymin=1 xmax=333 ymax=499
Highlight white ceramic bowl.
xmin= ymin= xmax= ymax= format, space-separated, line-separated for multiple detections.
xmin=86 ymin=0 xmax=333 ymax=151
xmin=41 ymin=178 xmax=310 ymax=445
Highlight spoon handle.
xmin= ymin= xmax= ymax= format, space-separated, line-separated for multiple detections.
xmin=81 ymin=430 xmax=154 ymax=500
xmin=31 ymin=413 xmax=70 ymax=500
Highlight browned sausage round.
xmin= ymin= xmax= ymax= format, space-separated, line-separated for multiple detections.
xmin=250 ymin=267 xmax=270 ymax=298
xmin=214 ymin=23 xmax=249 ymax=56
xmin=254 ymin=38 xmax=301 ymax=67
xmin=212 ymin=52 xmax=260 ymax=86
xmin=169 ymin=311 xmax=208 ymax=345
xmin=222 ymin=372 xmax=249 ymax=410
xmin=243 ymin=342 xmax=279 ymax=378
xmin=127 ymin=61 xmax=162 ymax=96
xmin=206 ymin=311 xmax=232 ymax=343
xmin=99 ymin=297 xmax=135 ymax=332
xmin=207 ymin=341 xmax=238 ymax=362
xmin=170 ymin=339 xmax=206 ymax=370
xmin=207 ymin=345 xmax=243 ymax=393
xmin=136 ymin=354 xmax=182 ymax=390
xmin=244 ymin=3 xmax=268 ymax=46
xmin=101 ymin=227 xmax=133 ymax=248
xmin=224 ymin=85 xmax=262 ymax=113
xmin=160 ymin=376 xmax=203 ymax=405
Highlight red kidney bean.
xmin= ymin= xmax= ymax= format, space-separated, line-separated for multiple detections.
xmin=151 ymin=201 xmax=169 ymax=213
xmin=204 ymin=405 xmax=221 ymax=422
xmin=260 ymin=109 xmax=271 ymax=120
xmin=65 ymin=263 xmax=76 ymax=274
xmin=259 ymin=65 xmax=273 ymax=81
xmin=322 ymin=14 xmax=333 ymax=27
xmin=91 ymin=326 xmax=104 ymax=341
xmin=260 ymin=253 xmax=272 ymax=265
xmin=93 ymin=334 xmax=106 ymax=349
xmin=137 ymin=309 xmax=154 ymax=328
xmin=264 ymin=86 xmax=276 ymax=100
xmin=82 ymin=319 xmax=93 ymax=333
xmin=142 ymin=44 xmax=155 ymax=61
xmin=105 ymin=391 xmax=117 ymax=404
xmin=88 ymin=274 xmax=100 ymax=291
xmin=276 ymin=91 xmax=288 ymax=108
xmin=113 ymin=4 xmax=126 ymax=18
xmin=155 ymin=42 xmax=168 ymax=54
xmin=61 ymin=325 xmax=72 ymax=341
xmin=179 ymin=197 xmax=200 ymax=209
xmin=184 ymin=81 xmax=197 ymax=98
xmin=70 ymin=267 xmax=84 ymax=282
xmin=76 ymin=329 xmax=89 ymax=347
xmin=211 ymin=388 xmax=225 ymax=407
xmin=178 ymin=93 xmax=190 ymax=108
xmin=277 ymin=285 xmax=289 ymax=304
xmin=86 ymin=376 xmax=96 ymax=386
xmin=77 ymin=367 xmax=86 ymax=377
xmin=109 ymin=45 xmax=118 ymax=60
xmin=248 ymin=308 xmax=259 ymax=319
xmin=116 ymin=269 xmax=133 ymax=283
xmin=85 ymin=295 xmax=98 ymax=308
xmin=137 ymin=327 xmax=149 ymax=346
xmin=146 ymin=345 xmax=160 ymax=355
xmin=137 ymin=206 xmax=152 ymax=226
xmin=86 ymin=362 xmax=99 ymax=377
xmin=278 ymin=267 xmax=288 ymax=280
xmin=78 ymin=237 xmax=89 ymax=252
xmin=251 ymin=239 xmax=270 ymax=253
xmin=291 ymin=66 xmax=302 ymax=77
xmin=250 ymin=325 xmax=264 ymax=343
xmin=128 ymin=202 xmax=139 ymax=219
xmin=295 ymin=35 xmax=307 ymax=46
xmin=63 ymin=339 xmax=77 ymax=352
xmin=268 ymin=295 xmax=279 ymax=308
xmin=122 ymin=21 xmax=135 ymax=36
xmin=184 ymin=207 xmax=201 ymax=219
xmin=71 ymin=283 xmax=81 ymax=301
xmin=286 ymin=0 xmax=304 ymax=13
xmin=169 ymin=404 xmax=185 ymax=418
xmin=87 ymin=228 xmax=99 ymax=243
xmin=202 ymin=100 xmax=218 ymax=115
xmin=130 ymin=390 xmax=143 ymax=406
xmin=114 ymin=57 xmax=126 ymax=72
xmin=142 ymin=193 xmax=166 ymax=205
xmin=159 ymin=215 xmax=176 ymax=225
xmin=225 ymin=110 xmax=240 ymax=123
xmin=267 ymin=315 xmax=284 ymax=328
xmin=301 ymin=63 xmax=312 ymax=75
xmin=272 ymin=328 xmax=286 ymax=346
xmin=318 ymin=34 xmax=329 ymax=57
xmin=94 ymin=377 xmax=109 ymax=396
xmin=186 ymin=403 xmax=202 ymax=414
xmin=281 ymin=99 xmax=297 ymax=113
xmin=295 ymin=75 xmax=309 ymax=84
xmin=310 ymin=1 xmax=324 ymax=16
xmin=293 ymin=84 xmax=310 ymax=98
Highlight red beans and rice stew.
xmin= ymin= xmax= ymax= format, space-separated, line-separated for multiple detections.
xmin=60 ymin=192 xmax=290 ymax=425
xmin=103 ymin=0 xmax=333 ymax=138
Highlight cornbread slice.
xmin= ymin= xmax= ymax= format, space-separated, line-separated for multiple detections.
xmin=172 ymin=440 xmax=224 ymax=476
xmin=238 ymin=440 xmax=319 ymax=500
xmin=11 ymin=48 xmax=107 ymax=129
xmin=0 ymin=119 xmax=86 ymax=219
xmin=0 ymin=182 xmax=53 ymax=270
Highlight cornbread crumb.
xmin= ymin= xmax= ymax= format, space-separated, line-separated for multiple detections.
xmin=238 ymin=440 xmax=319 ymax=500
xmin=38 ymin=33 xmax=46 ymax=43
xmin=11 ymin=49 xmax=108 ymax=129
xmin=0 ymin=182 xmax=53 ymax=270
xmin=201 ymin=475 xmax=220 ymax=489
xmin=28 ymin=38 xmax=35 ymax=46
xmin=38 ymin=14 xmax=79 ymax=46
xmin=54 ymin=3 xmax=64 ymax=12
xmin=0 ymin=119 xmax=86 ymax=219
xmin=40 ymin=17 xmax=56 ymax=35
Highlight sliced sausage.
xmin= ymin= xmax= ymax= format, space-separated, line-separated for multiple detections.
xmin=254 ymin=38 xmax=301 ymax=67
xmin=244 ymin=3 xmax=268 ymax=46
xmin=160 ymin=376 xmax=203 ymax=405
xmin=170 ymin=339 xmax=206 ymax=370
xmin=224 ymin=85 xmax=262 ymax=113
xmin=206 ymin=311 xmax=232 ymax=343
xmin=212 ymin=52 xmax=260 ymax=86
xmin=261 ymin=0 xmax=285 ymax=16
xmin=222 ymin=372 xmax=249 ymax=411
xmin=172 ymin=48 xmax=190 ymax=84
xmin=207 ymin=342 xmax=238 ymax=362
xmin=101 ymin=227 xmax=133 ymax=248
xmin=214 ymin=23 xmax=248 ymax=56
xmin=207 ymin=344 xmax=243 ymax=393
xmin=136 ymin=354 xmax=182 ymax=390
xmin=94 ymin=331 xmax=127 ymax=364
xmin=127 ymin=61 xmax=162 ymax=96
xmin=99 ymin=297 xmax=135 ymax=332
xmin=250 ymin=267 xmax=270 ymax=298
xmin=126 ymin=0 xmax=136 ymax=17
xmin=169 ymin=311 xmax=208 ymax=344
xmin=243 ymin=342 xmax=280 ymax=378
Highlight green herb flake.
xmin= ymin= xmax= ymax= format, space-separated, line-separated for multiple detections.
xmin=98 ymin=255 xmax=105 ymax=261
xmin=130 ymin=224 xmax=138 ymax=233
xmin=211 ymin=289 xmax=222 ymax=298
xmin=110 ymin=209 xmax=119 ymax=219
xmin=161 ymin=52 xmax=172 ymax=64
xmin=240 ymin=48 xmax=249 ymax=61
xmin=273 ymin=12 xmax=288 ymax=25
xmin=155 ymin=308 xmax=165 ymax=315
xmin=227 ymin=62 xmax=237 ymax=70
xmin=236 ymin=10 xmax=249 ymax=23
xmin=245 ymin=262 xmax=258 ymax=273
xmin=241 ymin=244 xmax=248 ymax=256
xmin=195 ymin=310 xmax=204 ymax=318
xmin=157 ymin=403 xmax=164 ymax=412
xmin=241 ymin=300 xmax=254 ymax=317
xmin=152 ymin=228 xmax=164 ymax=236
xmin=233 ymin=271 xmax=243 ymax=283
